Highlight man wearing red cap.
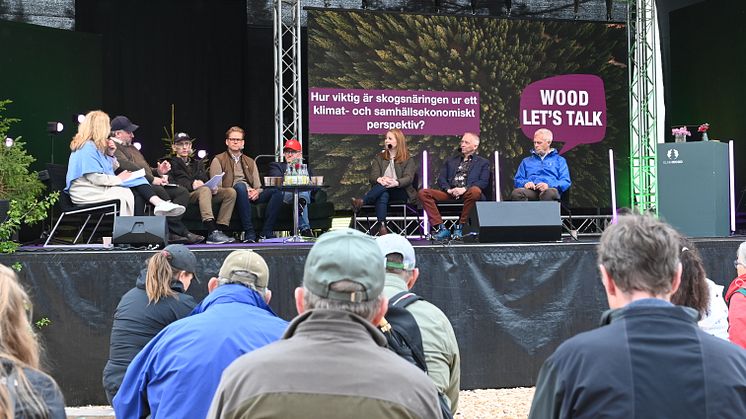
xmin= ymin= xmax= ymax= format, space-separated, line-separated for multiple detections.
xmin=210 ymin=126 xmax=277 ymax=242
xmin=265 ymin=139 xmax=314 ymax=237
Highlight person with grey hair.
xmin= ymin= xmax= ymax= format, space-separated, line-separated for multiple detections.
xmin=376 ymin=234 xmax=461 ymax=414
xmin=726 ymin=241 xmax=746 ymax=349
xmin=208 ymin=228 xmax=441 ymax=419
xmin=529 ymin=214 xmax=746 ymax=419
xmin=113 ymin=250 xmax=288 ymax=419
xmin=418 ymin=132 xmax=491 ymax=241
xmin=510 ymin=128 xmax=570 ymax=201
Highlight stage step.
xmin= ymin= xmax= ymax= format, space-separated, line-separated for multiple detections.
xmin=65 ymin=406 xmax=114 ymax=419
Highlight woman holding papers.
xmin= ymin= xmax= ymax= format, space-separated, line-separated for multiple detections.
xmin=66 ymin=110 xmax=185 ymax=217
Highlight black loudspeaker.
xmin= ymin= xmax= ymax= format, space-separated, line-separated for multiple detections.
xmin=113 ymin=216 xmax=168 ymax=246
xmin=465 ymin=201 xmax=561 ymax=242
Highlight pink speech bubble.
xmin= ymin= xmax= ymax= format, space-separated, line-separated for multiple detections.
xmin=519 ymin=74 xmax=606 ymax=154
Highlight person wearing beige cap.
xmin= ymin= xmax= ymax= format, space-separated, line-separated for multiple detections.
xmin=208 ymin=228 xmax=441 ymax=419
xmin=113 ymin=250 xmax=288 ymax=419
xmin=376 ymin=234 xmax=461 ymax=415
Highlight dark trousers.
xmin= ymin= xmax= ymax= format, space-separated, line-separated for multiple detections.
xmin=363 ymin=184 xmax=409 ymax=221
xmin=509 ymin=187 xmax=560 ymax=201
xmin=417 ymin=186 xmax=482 ymax=225
xmin=234 ymin=182 xmax=277 ymax=235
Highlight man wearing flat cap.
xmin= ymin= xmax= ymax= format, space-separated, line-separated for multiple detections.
xmin=110 ymin=115 xmax=202 ymax=244
xmin=169 ymin=131 xmax=237 ymax=244
xmin=114 ymin=250 xmax=288 ymax=419
xmin=208 ymin=228 xmax=441 ymax=419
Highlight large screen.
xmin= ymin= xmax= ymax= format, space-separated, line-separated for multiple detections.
xmin=307 ymin=9 xmax=629 ymax=209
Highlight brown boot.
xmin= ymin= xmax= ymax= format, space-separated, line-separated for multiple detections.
xmin=378 ymin=223 xmax=388 ymax=236
xmin=351 ymin=198 xmax=363 ymax=213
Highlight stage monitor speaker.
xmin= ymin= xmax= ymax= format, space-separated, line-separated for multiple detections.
xmin=113 ymin=216 xmax=168 ymax=246
xmin=465 ymin=201 xmax=561 ymax=242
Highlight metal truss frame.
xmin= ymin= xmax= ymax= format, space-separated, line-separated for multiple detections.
xmin=627 ymin=0 xmax=659 ymax=212
xmin=273 ymin=0 xmax=303 ymax=160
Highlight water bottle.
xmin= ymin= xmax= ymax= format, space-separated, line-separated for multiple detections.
xmin=284 ymin=164 xmax=292 ymax=185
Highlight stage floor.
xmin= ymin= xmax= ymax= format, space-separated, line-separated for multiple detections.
xmin=2 ymin=235 xmax=744 ymax=405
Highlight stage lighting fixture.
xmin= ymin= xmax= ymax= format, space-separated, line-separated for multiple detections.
xmin=4 ymin=137 xmax=14 ymax=148
xmin=47 ymin=121 xmax=64 ymax=134
xmin=133 ymin=142 xmax=142 ymax=151
xmin=197 ymin=150 xmax=207 ymax=159
xmin=74 ymin=114 xmax=86 ymax=124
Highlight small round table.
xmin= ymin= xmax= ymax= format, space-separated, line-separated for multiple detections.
xmin=265 ymin=184 xmax=327 ymax=242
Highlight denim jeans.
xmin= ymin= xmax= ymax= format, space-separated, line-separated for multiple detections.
xmin=234 ymin=182 xmax=276 ymax=234
xmin=281 ymin=191 xmax=310 ymax=230
xmin=363 ymin=184 xmax=409 ymax=221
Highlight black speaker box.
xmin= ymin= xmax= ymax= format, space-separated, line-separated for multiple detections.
xmin=113 ymin=216 xmax=168 ymax=246
xmin=465 ymin=201 xmax=561 ymax=242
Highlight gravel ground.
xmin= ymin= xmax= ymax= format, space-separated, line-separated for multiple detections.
xmin=66 ymin=387 xmax=537 ymax=418
xmin=456 ymin=388 xmax=535 ymax=418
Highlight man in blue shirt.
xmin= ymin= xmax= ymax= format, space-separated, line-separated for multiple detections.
xmin=511 ymin=128 xmax=571 ymax=201
xmin=113 ymin=250 xmax=288 ymax=419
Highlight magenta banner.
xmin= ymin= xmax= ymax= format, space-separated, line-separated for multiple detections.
xmin=308 ymin=88 xmax=480 ymax=135
xmin=519 ymin=74 xmax=606 ymax=153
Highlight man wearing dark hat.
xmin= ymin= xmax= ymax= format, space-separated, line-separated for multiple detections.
xmin=114 ymin=250 xmax=288 ymax=419
xmin=110 ymin=115 xmax=202 ymax=244
xmin=169 ymin=132 xmax=237 ymax=244
xmin=209 ymin=126 xmax=277 ymax=242
xmin=208 ymin=228 xmax=441 ymax=418
xmin=265 ymin=138 xmax=314 ymax=237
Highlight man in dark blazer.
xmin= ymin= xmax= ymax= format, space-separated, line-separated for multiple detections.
xmin=417 ymin=132 xmax=490 ymax=240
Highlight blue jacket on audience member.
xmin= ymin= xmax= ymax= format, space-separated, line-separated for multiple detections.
xmin=112 ymin=284 xmax=288 ymax=419
xmin=514 ymin=149 xmax=571 ymax=194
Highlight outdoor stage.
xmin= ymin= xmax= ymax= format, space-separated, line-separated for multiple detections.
xmin=2 ymin=236 xmax=743 ymax=405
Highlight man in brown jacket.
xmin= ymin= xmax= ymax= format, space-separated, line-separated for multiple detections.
xmin=207 ymin=228 xmax=442 ymax=419
xmin=110 ymin=115 xmax=202 ymax=244
xmin=209 ymin=126 xmax=277 ymax=243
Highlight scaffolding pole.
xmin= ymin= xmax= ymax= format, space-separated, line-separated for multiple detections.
xmin=273 ymin=0 xmax=303 ymax=160
xmin=627 ymin=0 xmax=659 ymax=213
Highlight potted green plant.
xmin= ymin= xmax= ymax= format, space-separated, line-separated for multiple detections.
xmin=0 ymin=99 xmax=58 ymax=253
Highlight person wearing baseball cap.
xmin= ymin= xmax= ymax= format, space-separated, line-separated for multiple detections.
xmin=113 ymin=250 xmax=288 ymax=419
xmin=208 ymin=228 xmax=441 ymax=418
xmin=169 ymin=132 xmax=237 ymax=244
xmin=376 ymin=234 xmax=461 ymax=414
xmin=263 ymin=138 xmax=316 ymax=238
xmin=103 ymin=244 xmax=199 ymax=404
xmin=109 ymin=115 xmax=201 ymax=244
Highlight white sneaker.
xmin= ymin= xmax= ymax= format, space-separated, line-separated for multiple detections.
xmin=153 ymin=201 xmax=186 ymax=217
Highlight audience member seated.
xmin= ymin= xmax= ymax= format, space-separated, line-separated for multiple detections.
xmin=102 ymin=244 xmax=198 ymax=404
xmin=209 ymin=126 xmax=276 ymax=242
xmin=169 ymin=132 xmax=236 ymax=244
xmin=529 ymin=214 xmax=746 ymax=418
xmin=266 ymin=139 xmax=315 ymax=237
xmin=510 ymin=128 xmax=571 ymax=201
xmin=376 ymin=234 xmax=461 ymax=414
xmin=352 ymin=129 xmax=418 ymax=236
xmin=207 ymin=229 xmax=441 ymax=418
xmin=726 ymin=241 xmax=746 ymax=349
xmin=671 ymin=237 xmax=729 ymax=340
xmin=0 ymin=263 xmax=66 ymax=419
xmin=66 ymin=110 xmax=185 ymax=218
xmin=418 ymin=132 xmax=490 ymax=241
xmin=114 ymin=250 xmax=288 ymax=419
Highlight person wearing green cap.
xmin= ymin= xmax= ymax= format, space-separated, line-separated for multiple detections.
xmin=208 ymin=228 xmax=441 ymax=419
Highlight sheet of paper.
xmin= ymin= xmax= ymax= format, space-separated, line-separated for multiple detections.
xmin=202 ymin=172 xmax=224 ymax=190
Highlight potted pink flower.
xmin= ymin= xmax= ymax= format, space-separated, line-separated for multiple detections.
xmin=671 ymin=126 xmax=691 ymax=143
xmin=698 ymin=123 xmax=710 ymax=141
